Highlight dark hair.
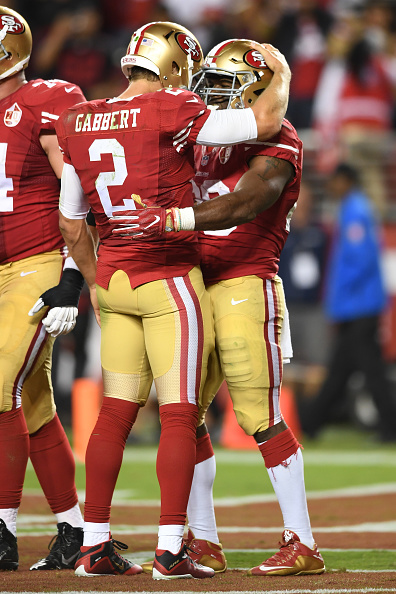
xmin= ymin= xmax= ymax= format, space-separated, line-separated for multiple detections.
xmin=346 ymin=38 xmax=372 ymax=85
xmin=332 ymin=162 xmax=360 ymax=185
xmin=127 ymin=66 xmax=160 ymax=82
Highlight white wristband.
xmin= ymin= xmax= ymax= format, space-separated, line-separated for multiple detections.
xmin=179 ymin=207 xmax=196 ymax=231
xmin=63 ymin=256 xmax=80 ymax=271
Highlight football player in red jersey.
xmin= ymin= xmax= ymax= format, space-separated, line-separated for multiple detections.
xmin=112 ymin=39 xmax=325 ymax=577
xmin=0 ymin=6 xmax=89 ymax=572
xmin=55 ymin=22 xmax=291 ymax=579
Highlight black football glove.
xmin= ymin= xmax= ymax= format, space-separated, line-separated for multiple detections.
xmin=28 ymin=269 xmax=85 ymax=337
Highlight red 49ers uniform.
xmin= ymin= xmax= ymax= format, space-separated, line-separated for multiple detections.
xmin=56 ymin=88 xmax=211 ymax=290
xmin=0 ymin=79 xmax=85 ymax=430
xmin=0 ymin=80 xmax=85 ymax=263
xmin=193 ymin=120 xmax=303 ymax=433
xmin=56 ymin=89 xmax=214 ymax=409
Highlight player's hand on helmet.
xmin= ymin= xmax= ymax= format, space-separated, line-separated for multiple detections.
xmin=110 ymin=207 xmax=170 ymax=239
xmin=252 ymin=42 xmax=290 ymax=79
xmin=28 ymin=269 xmax=84 ymax=337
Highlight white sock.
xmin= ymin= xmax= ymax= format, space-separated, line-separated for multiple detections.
xmin=56 ymin=502 xmax=84 ymax=528
xmin=0 ymin=508 xmax=18 ymax=537
xmin=157 ymin=524 xmax=184 ymax=554
xmin=83 ymin=522 xmax=110 ymax=547
xmin=187 ymin=456 xmax=219 ymax=543
xmin=266 ymin=448 xmax=315 ymax=549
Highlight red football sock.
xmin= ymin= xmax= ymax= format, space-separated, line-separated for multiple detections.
xmin=258 ymin=427 xmax=300 ymax=469
xmin=157 ymin=402 xmax=198 ymax=526
xmin=84 ymin=397 xmax=139 ymax=523
xmin=196 ymin=431 xmax=214 ymax=464
xmin=29 ymin=414 xmax=78 ymax=514
xmin=0 ymin=408 xmax=29 ymax=508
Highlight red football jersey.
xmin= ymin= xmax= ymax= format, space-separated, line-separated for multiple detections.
xmin=193 ymin=120 xmax=303 ymax=284
xmin=56 ymin=88 xmax=211 ymax=289
xmin=0 ymin=79 xmax=85 ymax=263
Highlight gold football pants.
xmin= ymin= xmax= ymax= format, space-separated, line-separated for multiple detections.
xmin=0 ymin=251 xmax=63 ymax=433
xmin=200 ymin=275 xmax=286 ymax=435
xmin=96 ymin=266 xmax=215 ymax=409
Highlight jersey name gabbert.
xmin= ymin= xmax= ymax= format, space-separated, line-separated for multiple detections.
xmin=75 ymin=108 xmax=141 ymax=133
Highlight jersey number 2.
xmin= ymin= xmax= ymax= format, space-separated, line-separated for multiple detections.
xmin=89 ymin=138 xmax=138 ymax=217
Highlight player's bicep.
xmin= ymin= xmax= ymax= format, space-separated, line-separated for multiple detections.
xmin=196 ymin=108 xmax=257 ymax=146
xmin=236 ymin=155 xmax=294 ymax=211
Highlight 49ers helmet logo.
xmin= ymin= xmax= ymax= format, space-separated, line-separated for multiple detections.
xmin=175 ymin=32 xmax=201 ymax=62
xmin=243 ymin=49 xmax=267 ymax=69
xmin=0 ymin=13 xmax=25 ymax=34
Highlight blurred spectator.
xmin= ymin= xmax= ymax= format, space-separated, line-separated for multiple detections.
xmin=160 ymin=0 xmax=230 ymax=52
xmin=272 ymin=0 xmax=334 ymax=129
xmin=313 ymin=5 xmax=395 ymax=218
xmin=362 ymin=0 xmax=396 ymax=128
xmin=301 ymin=163 xmax=396 ymax=442
xmin=26 ymin=1 xmax=124 ymax=99
xmin=279 ymin=181 xmax=330 ymax=369
xmin=100 ymin=0 xmax=165 ymax=32
xmin=225 ymin=1 xmax=282 ymax=47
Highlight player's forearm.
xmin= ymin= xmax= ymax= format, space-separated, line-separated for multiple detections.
xmin=59 ymin=214 xmax=97 ymax=288
xmin=252 ymin=68 xmax=291 ymax=140
xmin=250 ymin=42 xmax=291 ymax=140
xmin=172 ymin=167 xmax=282 ymax=231
xmin=192 ymin=190 xmax=259 ymax=230
xmin=166 ymin=189 xmax=260 ymax=232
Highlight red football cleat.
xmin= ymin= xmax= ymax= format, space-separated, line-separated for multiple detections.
xmin=74 ymin=538 xmax=142 ymax=576
xmin=185 ymin=529 xmax=227 ymax=573
xmin=248 ymin=530 xmax=325 ymax=576
xmin=152 ymin=543 xmax=215 ymax=580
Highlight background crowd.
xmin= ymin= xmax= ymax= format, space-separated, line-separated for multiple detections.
xmin=8 ymin=0 xmax=396 ymax=442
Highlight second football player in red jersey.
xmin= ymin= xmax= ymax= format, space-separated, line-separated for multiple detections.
xmin=114 ymin=38 xmax=325 ymax=577
xmin=0 ymin=5 xmax=88 ymax=572
xmin=55 ymin=22 xmax=291 ymax=579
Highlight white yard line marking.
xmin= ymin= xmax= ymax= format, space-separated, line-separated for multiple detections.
xmin=16 ymin=520 xmax=396 ymax=536
xmin=119 ymin=448 xmax=396 ymax=466
xmin=21 ymin=482 xmax=396 ymax=507
xmin=1 ymin=588 xmax=396 ymax=594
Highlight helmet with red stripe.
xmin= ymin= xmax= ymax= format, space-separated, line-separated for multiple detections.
xmin=121 ymin=21 xmax=203 ymax=89
xmin=0 ymin=6 xmax=32 ymax=81
xmin=191 ymin=39 xmax=273 ymax=109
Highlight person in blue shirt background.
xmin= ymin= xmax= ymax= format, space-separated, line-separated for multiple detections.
xmin=301 ymin=162 xmax=396 ymax=442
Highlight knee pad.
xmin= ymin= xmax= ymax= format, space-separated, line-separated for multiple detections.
xmin=218 ymin=336 xmax=253 ymax=384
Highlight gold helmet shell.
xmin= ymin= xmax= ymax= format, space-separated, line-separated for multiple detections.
xmin=121 ymin=21 xmax=203 ymax=89
xmin=191 ymin=39 xmax=273 ymax=109
xmin=0 ymin=6 xmax=32 ymax=81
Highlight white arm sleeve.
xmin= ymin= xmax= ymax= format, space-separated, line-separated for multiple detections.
xmin=196 ymin=108 xmax=258 ymax=146
xmin=63 ymin=256 xmax=80 ymax=271
xmin=59 ymin=162 xmax=89 ymax=219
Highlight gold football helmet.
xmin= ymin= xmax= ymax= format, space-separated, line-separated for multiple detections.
xmin=121 ymin=21 xmax=203 ymax=89
xmin=191 ymin=39 xmax=273 ymax=109
xmin=0 ymin=6 xmax=32 ymax=81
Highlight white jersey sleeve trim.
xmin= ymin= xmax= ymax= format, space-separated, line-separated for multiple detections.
xmin=196 ymin=108 xmax=258 ymax=146
xmin=59 ymin=162 xmax=89 ymax=219
xmin=255 ymin=140 xmax=300 ymax=154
